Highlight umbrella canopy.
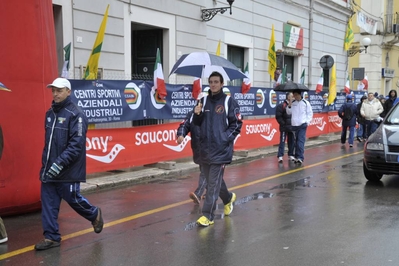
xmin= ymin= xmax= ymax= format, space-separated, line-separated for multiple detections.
xmin=274 ymin=81 xmax=309 ymax=92
xmin=169 ymin=51 xmax=247 ymax=81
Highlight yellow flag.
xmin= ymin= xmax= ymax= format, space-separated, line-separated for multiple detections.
xmin=84 ymin=5 xmax=109 ymax=80
xmin=344 ymin=19 xmax=354 ymax=51
xmin=268 ymin=24 xmax=277 ymax=77
xmin=216 ymin=40 xmax=221 ymax=56
xmin=328 ymin=63 xmax=336 ymax=105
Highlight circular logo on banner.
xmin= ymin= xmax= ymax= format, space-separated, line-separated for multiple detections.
xmin=268 ymin=89 xmax=277 ymax=108
xmin=124 ymin=82 xmax=142 ymax=110
xmin=150 ymin=89 xmax=166 ymax=109
xmin=256 ymin=89 xmax=265 ymax=108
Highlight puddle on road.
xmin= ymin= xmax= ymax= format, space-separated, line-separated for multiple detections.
xmin=184 ymin=178 xmax=314 ymax=231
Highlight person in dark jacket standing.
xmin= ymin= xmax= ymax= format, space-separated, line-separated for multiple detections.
xmin=35 ymin=78 xmax=103 ymax=251
xmin=356 ymin=95 xmax=367 ymax=142
xmin=381 ymin=89 xmax=397 ymax=117
xmin=338 ymin=94 xmax=358 ymax=147
xmin=193 ymin=72 xmax=242 ymax=227
xmin=177 ymin=111 xmax=206 ymax=204
xmin=275 ymin=92 xmax=294 ymax=163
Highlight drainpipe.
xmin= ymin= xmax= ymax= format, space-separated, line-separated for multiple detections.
xmin=308 ymin=0 xmax=314 ymax=89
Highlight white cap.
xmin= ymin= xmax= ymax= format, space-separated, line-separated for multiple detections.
xmin=47 ymin=78 xmax=71 ymax=90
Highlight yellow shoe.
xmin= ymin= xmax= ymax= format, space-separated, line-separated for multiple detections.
xmin=197 ymin=216 xmax=214 ymax=227
xmin=224 ymin=192 xmax=236 ymax=216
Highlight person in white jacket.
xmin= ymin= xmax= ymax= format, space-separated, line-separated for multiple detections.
xmin=286 ymin=89 xmax=313 ymax=164
xmin=360 ymin=92 xmax=383 ymax=138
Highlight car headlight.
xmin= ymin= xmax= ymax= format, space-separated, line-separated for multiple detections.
xmin=366 ymin=142 xmax=384 ymax=150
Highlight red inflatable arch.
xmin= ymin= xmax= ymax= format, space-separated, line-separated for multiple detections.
xmin=0 ymin=0 xmax=58 ymax=215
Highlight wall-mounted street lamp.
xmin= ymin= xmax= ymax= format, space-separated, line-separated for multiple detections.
xmin=201 ymin=0 xmax=235 ymax=22
xmin=347 ymin=37 xmax=371 ymax=57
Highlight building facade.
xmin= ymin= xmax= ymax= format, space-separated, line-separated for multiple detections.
xmin=52 ymin=0 xmax=351 ymax=91
xmin=349 ymin=0 xmax=399 ymax=96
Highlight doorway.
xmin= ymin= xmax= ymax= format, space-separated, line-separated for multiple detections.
xmin=131 ymin=25 xmax=163 ymax=80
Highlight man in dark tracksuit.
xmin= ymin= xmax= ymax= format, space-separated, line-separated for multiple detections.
xmin=176 ymin=111 xmax=207 ymax=204
xmin=35 ymin=78 xmax=103 ymax=251
xmin=193 ymin=71 xmax=242 ymax=227
xmin=338 ymin=94 xmax=358 ymax=147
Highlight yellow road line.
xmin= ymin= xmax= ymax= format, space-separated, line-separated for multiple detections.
xmin=0 ymin=150 xmax=363 ymax=260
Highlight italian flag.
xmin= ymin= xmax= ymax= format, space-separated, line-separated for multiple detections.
xmin=284 ymin=24 xmax=304 ymax=49
xmin=315 ymin=72 xmax=323 ymax=93
xmin=241 ymin=62 xmax=251 ymax=94
xmin=192 ymin=77 xmax=202 ymax=99
xmin=153 ymin=48 xmax=167 ymax=99
xmin=357 ymin=75 xmax=368 ymax=91
xmin=344 ymin=75 xmax=350 ymax=94
xmin=299 ymin=69 xmax=305 ymax=84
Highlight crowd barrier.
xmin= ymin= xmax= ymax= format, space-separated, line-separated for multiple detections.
xmin=86 ymin=112 xmax=342 ymax=173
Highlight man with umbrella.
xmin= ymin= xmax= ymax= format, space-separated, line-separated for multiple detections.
xmin=193 ymin=71 xmax=242 ymax=227
xmin=286 ymin=89 xmax=313 ymax=164
xmin=275 ymin=92 xmax=295 ymax=163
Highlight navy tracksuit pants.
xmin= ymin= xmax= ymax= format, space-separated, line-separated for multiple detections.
xmin=201 ymin=163 xmax=232 ymax=221
xmin=194 ymin=165 xmax=207 ymax=199
xmin=41 ymin=182 xmax=98 ymax=242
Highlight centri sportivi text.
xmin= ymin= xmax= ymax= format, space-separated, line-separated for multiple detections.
xmin=73 ymin=89 xmax=123 ymax=120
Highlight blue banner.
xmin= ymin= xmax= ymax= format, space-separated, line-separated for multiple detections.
xmin=69 ymin=80 xmax=367 ymax=123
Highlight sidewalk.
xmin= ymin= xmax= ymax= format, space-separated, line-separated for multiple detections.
xmin=81 ymin=133 xmax=342 ymax=193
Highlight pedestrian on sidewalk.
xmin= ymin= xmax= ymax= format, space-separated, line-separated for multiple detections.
xmin=360 ymin=92 xmax=383 ymax=139
xmin=275 ymin=92 xmax=295 ymax=163
xmin=338 ymin=94 xmax=358 ymax=147
xmin=381 ymin=89 xmax=397 ymax=118
xmin=176 ymin=110 xmax=207 ymax=204
xmin=356 ymin=95 xmax=367 ymax=142
xmin=286 ymin=89 xmax=313 ymax=164
xmin=35 ymin=78 xmax=103 ymax=251
xmin=0 ymin=217 xmax=7 ymax=243
xmin=193 ymin=71 xmax=242 ymax=227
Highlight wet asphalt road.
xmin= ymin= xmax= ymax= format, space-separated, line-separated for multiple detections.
xmin=2 ymin=141 xmax=399 ymax=266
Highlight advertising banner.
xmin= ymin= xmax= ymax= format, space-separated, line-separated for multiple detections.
xmin=86 ymin=113 xmax=345 ymax=173
xmin=86 ymin=122 xmax=192 ymax=173
xmin=69 ymin=80 xmax=361 ymax=123
xmin=70 ymin=80 xmax=148 ymax=123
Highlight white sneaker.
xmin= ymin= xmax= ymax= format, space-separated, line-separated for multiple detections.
xmin=278 ymin=157 xmax=283 ymax=163
xmin=296 ymin=159 xmax=303 ymax=164
xmin=289 ymin=156 xmax=295 ymax=161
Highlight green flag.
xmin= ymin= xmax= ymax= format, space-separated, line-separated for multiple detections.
xmin=61 ymin=42 xmax=71 ymax=78
xmin=299 ymin=69 xmax=305 ymax=84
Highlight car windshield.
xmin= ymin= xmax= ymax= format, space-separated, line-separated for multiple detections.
xmin=385 ymin=104 xmax=399 ymax=124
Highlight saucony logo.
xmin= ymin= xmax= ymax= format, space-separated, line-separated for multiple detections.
xmin=334 ymin=122 xmax=342 ymax=128
xmin=163 ymin=136 xmax=191 ymax=152
xmin=234 ymin=134 xmax=241 ymax=144
xmin=316 ymin=121 xmax=327 ymax=131
xmin=86 ymin=144 xmax=125 ymax=163
xmin=260 ymin=129 xmax=277 ymax=141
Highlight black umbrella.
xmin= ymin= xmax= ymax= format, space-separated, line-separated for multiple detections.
xmin=274 ymin=81 xmax=309 ymax=92
xmin=169 ymin=51 xmax=247 ymax=81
